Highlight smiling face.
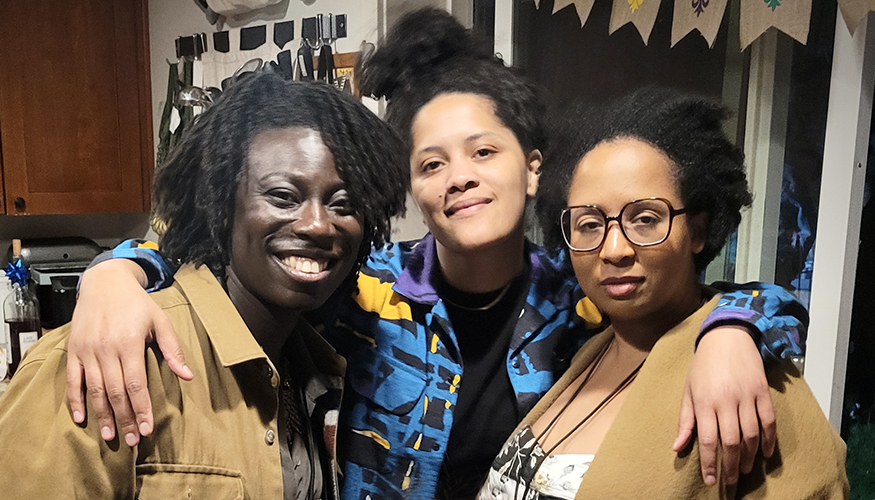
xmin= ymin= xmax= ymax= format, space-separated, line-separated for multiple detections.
xmin=567 ymin=138 xmax=706 ymax=325
xmin=409 ymin=93 xmax=541 ymax=254
xmin=229 ymin=127 xmax=364 ymax=314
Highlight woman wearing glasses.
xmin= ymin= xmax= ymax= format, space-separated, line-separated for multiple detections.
xmin=480 ymin=89 xmax=847 ymax=500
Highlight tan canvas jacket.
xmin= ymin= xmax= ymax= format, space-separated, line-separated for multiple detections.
xmin=0 ymin=263 xmax=345 ymax=499
xmin=513 ymin=293 xmax=848 ymax=500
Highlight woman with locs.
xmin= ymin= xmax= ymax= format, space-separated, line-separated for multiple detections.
xmin=0 ymin=73 xmax=408 ymax=498
xmin=479 ymin=88 xmax=846 ymax=500
xmin=65 ymin=9 xmax=808 ymax=500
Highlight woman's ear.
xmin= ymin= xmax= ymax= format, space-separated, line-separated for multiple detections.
xmin=526 ymin=149 xmax=543 ymax=197
xmin=689 ymin=212 xmax=709 ymax=255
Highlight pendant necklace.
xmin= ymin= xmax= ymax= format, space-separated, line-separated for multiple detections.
xmin=536 ymin=336 xmax=645 ymax=455
xmin=520 ymin=336 xmax=645 ymax=498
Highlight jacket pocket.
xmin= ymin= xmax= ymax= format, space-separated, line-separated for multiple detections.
xmin=136 ymin=464 xmax=244 ymax=500
xmin=347 ymin=350 xmax=427 ymax=416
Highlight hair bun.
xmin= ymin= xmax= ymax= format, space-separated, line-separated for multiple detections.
xmin=359 ymin=8 xmax=497 ymax=100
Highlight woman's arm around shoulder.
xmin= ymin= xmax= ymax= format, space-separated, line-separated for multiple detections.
xmin=66 ymin=239 xmax=191 ymax=447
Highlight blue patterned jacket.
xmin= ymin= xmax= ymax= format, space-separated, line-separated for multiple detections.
xmin=95 ymin=236 xmax=806 ymax=500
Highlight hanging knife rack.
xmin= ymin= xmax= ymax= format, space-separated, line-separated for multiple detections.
xmin=302 ymin=13 xmax=347 ymax=49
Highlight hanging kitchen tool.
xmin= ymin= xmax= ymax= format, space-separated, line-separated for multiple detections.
xmin=213 ymin=31 xmax=231 ymax=53
xmin=274 ymin=20 xmax=295 ymax=50
xmin=222 ymin=57 xmax=265 ymax=90
xmin=175 ymin=33 xmax=207 ymax=61
xmin=272 ymin=50 xmax=294 ymax=80
xmin=175 ymin=85 xmax=213 ymax=109
xmin=239 ymin=25 xmax=267 ymax=51
xmin=296 ymin=39 xmax=315 ymax=81
xmin=317 ymin=43 xmax=335 ymax=84
xmin=157 ymin=59 xmax=195 ymax=166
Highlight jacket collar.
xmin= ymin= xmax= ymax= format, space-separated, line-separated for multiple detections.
xmin=173 ymin=264 xmax=345 ymax=378
xmin=174 ymin=264 xmax=268 ymax=367
xmin=393 ymin=233 xmax=439 ymax=303
xmin=393 ymin=232 xmax=577 ymax=310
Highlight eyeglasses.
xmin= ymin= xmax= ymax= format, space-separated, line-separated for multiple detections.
xmin=560 ymin=198 xmax=687 ymax=252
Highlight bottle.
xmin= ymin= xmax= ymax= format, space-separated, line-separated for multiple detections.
xmin=4 ymin=239 xmax=41 ymax=377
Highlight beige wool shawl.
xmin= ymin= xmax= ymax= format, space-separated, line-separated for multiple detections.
xmin=515 ymin=294 xmax=848 ymax=500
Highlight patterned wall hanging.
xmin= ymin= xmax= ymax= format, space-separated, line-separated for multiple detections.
xmin=609 ymin=0 xmax=663 ymax=44
xmin=671 ymin=0 xmax=731 ymax=47
xmin=837 ymin=0 xmax=875 ymax=34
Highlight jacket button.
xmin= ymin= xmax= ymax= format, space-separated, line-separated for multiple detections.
xmin=264 ymin=365 xmax=279 ymax=388
xmin=511 ymin=358 xmax=520 ymax=369
xmin=265 ymin=429 xmax=276 ymax=445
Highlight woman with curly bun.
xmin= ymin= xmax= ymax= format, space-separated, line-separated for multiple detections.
xmin=64 ymin=8 xmax=808 ymax=500
xmin=480 ymin=88 xmax=847 ymax=500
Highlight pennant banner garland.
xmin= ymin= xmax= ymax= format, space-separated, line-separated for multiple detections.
xmin=739 ymin=0 xmax=812 ymax=49
xmin=552 ymin=0 xmax=598 ymax=27
xmin=533 ymin=0 xmax=872 ymax=49
xmin=837 ymin=0 xmax=875 ymax=34
xmin=609 ymin=0 xmax=663 ymax=44
xmin=671 ymin=0 xmax=730 ymax=48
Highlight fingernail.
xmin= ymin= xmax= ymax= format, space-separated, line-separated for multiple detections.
xmin=125 ymin=433 xmax=138 ymax=447
xmin=101 ymin=426 xmax=114 ymax=441
xmin=183 ymin=365 xmax=193 ymax=379
xmin=705 ymin=475 xmax=717 ymax=486
xmin=72 ymin=410 xmax=83 ymax=423
xmin=139 ymin=421 xmax=151 ymax=435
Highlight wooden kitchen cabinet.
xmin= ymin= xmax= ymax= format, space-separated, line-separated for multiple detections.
xmin=0 ymin=0 xmax=153 ymax=215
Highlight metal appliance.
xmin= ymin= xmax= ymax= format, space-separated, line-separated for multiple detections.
xmin=5 ymin=237 xmax=104 ymax=329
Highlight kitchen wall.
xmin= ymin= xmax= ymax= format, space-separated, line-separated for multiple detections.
xmin=147 ymin=0 xmax=383 ymax=151
xmin=1 ymin=0 xmax=476 ymax=257
xmin=147 ymin=0 xmax=437 ymax=242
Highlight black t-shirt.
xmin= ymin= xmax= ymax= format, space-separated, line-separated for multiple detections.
xmin=434 ymin=267 xmax=530 ymax=500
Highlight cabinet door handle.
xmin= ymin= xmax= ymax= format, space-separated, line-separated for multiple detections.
xmin=13 ymin=197 xmax=25 ymax=211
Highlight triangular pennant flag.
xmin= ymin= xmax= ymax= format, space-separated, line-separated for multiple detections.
xmin=837 ymin=0 xmax=875 ymax=34
xmin=671 ymin=0 xmax=730 ymax=47
xmin=609 ymin=0 xmax=663 ymax=44
xmin=739 ymin=0 xmax=812 ymax=50
xmin=552 ymin=0 xmax=598 ymax=27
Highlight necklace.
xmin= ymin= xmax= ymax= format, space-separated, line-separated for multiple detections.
xmin=440 ymin=281 xmax=513 ymax=311
xmin=281 ymin=355 xmax=318 ymax=500
xmin=537 ymin=335 xmax=646 ymax=455
xmin=519 ymin=336 xmax=644 ymax=499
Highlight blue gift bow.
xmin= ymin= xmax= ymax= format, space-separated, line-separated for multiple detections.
xmin=4 ymin=258 xmax=29 ymax=287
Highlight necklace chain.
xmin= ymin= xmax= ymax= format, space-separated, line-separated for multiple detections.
xmin=537 ymin=335 xmax=645 ymax=456
xmin=440 ymin=281 xmax=513 ymax=311
xmin=520 ymin=336 xmax=644 ymax=499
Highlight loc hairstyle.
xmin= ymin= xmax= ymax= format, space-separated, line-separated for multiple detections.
xmin=153 ymin=72 xmax=408 ymax=279
xmin=357 ymin=8 xmax=548 ymax=163
xmin=536 ymin=87 xmax=752 ymax=273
